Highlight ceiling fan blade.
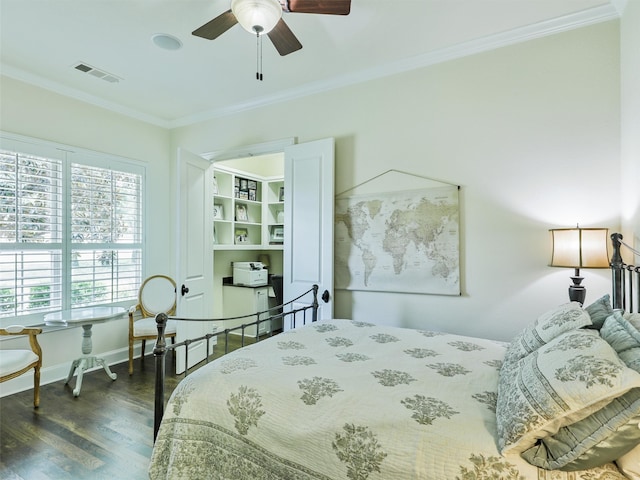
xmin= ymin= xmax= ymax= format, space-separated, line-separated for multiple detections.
xmin=285 ymin=0 xmax=350 ymax=15
xmin=192 ymin=10 xmax=238 ymax=40
xmin=267 ymin=19 xmax=303 ymax=56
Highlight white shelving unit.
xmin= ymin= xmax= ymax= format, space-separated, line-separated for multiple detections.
xmin=265 ymin=179 xmax=284 ymax=247
xmin=213 ymin=166 xmax=283 ymax=251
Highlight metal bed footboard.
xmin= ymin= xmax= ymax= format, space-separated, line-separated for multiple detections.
xmin=153 ymin=284 xmax=320 ymax=440
xmin=610 ymin=232 xmax=639 ymax=313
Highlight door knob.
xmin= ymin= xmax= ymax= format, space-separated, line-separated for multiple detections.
xmin=181 ymin=284 xmax=189 ymax=296
xmin=321 ymin=290 xmax=330 ymax=303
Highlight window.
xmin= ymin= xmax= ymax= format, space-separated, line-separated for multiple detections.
xmin=0 ymin=134 xmax=144 ymax=325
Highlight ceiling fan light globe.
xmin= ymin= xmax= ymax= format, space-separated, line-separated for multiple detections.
xmin=231 ymin=0 xmax=282 ymax=35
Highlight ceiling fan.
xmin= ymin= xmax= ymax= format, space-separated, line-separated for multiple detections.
xmin=192 ymin=0 xmax=351 ymax=57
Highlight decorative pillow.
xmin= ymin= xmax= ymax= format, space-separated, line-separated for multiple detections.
xmin=520 ymin=388 xmax=640 ymax=470
xmin=617 ymin=443 xmax=640 ymax=480
xmin=502 ymin=302 xmax=592 ymax=366
xmin=496 ymin=328 xmax=640 ymax=456
xmin=520 ymin=312 xmax=640 ymax=471
xmin=624 ymin=311 xmax=640 ymax=332
xmin=601 ymin=312 xmax=640 ymax=373
xmin=584 ymin=294 xmax=614 ymax=329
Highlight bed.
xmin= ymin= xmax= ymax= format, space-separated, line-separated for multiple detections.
xmin=148 ymin=233 xmax=640 ymax=479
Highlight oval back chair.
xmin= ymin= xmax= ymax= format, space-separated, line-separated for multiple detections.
xmin=128 ymin=275 xmax=177 ymax=375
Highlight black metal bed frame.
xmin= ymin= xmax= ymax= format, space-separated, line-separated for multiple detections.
xmin=610 ymin=232 xmax=639 ymax=313
xmin=152 ymin=284 xmax=321 ymax=439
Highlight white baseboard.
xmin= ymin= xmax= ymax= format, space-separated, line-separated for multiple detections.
xmin=0 ymin=344 xmax=145 ymax=398
xmin=1 ymin=335 xmax=220 ymax=399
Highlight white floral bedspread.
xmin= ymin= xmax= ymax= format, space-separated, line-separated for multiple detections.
xmin=149 ymin=320 xmax=626 ymax=480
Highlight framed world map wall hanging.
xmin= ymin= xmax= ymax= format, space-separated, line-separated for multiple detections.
xmin=335 ymin=172 xmax=460 ymax=295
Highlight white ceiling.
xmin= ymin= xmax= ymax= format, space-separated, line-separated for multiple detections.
xmin=0 ymin=0 xmax=620 ymax=128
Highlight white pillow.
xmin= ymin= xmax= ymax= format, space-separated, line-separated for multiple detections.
xmin=617 ymin=441 xmax=640 ymax=480
xmin=624 ymin=311 xmax=640 ymax=331
xmin=502 ymin=302 xmax=591 ymax=366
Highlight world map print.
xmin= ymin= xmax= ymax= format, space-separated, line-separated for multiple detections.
xmin=335 ymin=186 xmax=460 ymax=295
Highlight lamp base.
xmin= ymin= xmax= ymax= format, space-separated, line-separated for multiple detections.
xmin=568 ymin=275 xmax=586 ymax=305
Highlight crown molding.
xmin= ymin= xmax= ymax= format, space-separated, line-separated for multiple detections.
xmin=2 ymin=3 xmax=620 ymax=130
xmin=1 ymin=64 xmax=172 ymax=129
xmin=171 ymin=3 xmax=620 ymax=127
xmin=610 ymin=0 xmax=628 ymax=15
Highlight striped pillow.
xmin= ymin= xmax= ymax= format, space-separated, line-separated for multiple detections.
xmin=497 ymin=328 xmax=640 ymax=456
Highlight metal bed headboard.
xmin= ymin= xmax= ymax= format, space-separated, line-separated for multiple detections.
xmin=610 ymin=232 xmax=640 ymax=313
xmin=152 ymin=284 xmax=322 ymax=440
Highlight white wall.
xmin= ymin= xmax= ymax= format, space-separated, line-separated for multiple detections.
xmin=620 ymin=0 xmax=640 ymax=257
xmin=0 ymin=77 xmax=172 ymax=393
xmin=171 ymin=21 xmax=622 ymax=341
xmin=0 ymin=17 xmax=630 ymax=397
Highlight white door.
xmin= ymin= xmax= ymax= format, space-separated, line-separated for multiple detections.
xmin=175 ymin=147 xmax=215 ymax=373
xmin=283 ymin=138 xmax=335 ymax=329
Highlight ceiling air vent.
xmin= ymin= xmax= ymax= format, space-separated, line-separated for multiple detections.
xmin=73 ymin=62 xmax=121 ymax=84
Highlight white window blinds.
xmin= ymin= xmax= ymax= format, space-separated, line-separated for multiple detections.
xmin=0 ymin=134 xmax=144 ymax=323
xmin=0 ymin=149 xmax=63 ymax=316
xmin=70 ymin=163 xmax=142 ymax=306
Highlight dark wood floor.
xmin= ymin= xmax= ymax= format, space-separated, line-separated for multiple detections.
xmin=0 ymin=336 xmax=253 ymax=480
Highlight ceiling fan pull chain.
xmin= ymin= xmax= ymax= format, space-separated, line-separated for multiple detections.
xmin=256 ymin=32 xmax=264 ymax=81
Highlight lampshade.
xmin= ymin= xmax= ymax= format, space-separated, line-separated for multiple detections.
xmin=231 ymin=0 xmax=282 ymax=35
xmin=549 ymin=227 xmax=610 ymax=268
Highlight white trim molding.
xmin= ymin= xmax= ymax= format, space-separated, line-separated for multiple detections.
xmin=0 ymin=345 xmax=138 ymax=399
xmin=166 ymin=3 xmax=623 ymax=127
xmin=1 ymin=4 xmax=621 ymax=129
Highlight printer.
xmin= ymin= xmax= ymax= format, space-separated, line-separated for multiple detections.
xmin=233 ymin=261 xmax=268 ymax=287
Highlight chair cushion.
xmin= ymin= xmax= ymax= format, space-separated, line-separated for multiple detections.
xmin=0 ymin=350 xmax=38 ymax=377
xmin=133 ymin=317 xmax=177 ymax=337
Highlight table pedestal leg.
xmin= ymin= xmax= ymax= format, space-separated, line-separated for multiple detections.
xmin=95 ymin=358 xmax=117 ymax=380
xmin=71 ymin=358 xmax=88 ymax=397
xmin=81 ymin=324 xmax=92 ymax=355
xmin=66 ymin=359 xmax=81 ymax=384
xmin=65 ymin=324 xmax=117 ymax=397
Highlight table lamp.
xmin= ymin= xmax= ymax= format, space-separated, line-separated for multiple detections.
xmin=549 ymin=226 xmax=610 ymax=304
